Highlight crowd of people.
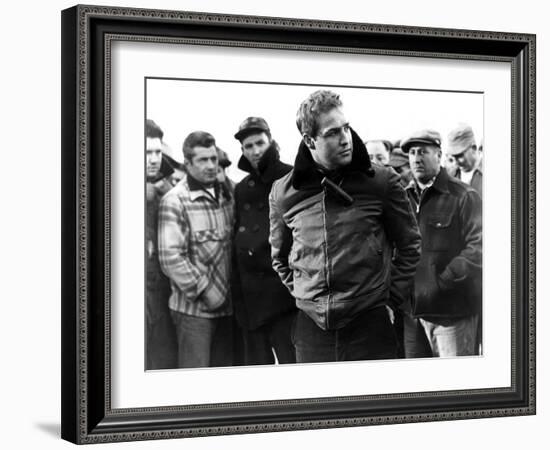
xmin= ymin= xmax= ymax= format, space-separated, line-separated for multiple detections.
xmin=145 ymin=89 xmax=483 ymax=370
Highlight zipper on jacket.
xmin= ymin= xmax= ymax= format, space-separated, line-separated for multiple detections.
xmin=322 ymin=186 xmax=333 ymax=329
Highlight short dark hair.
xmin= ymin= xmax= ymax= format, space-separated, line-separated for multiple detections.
xmin=296 ymin=90 xmax=343 ymax=137
xmin=145 ymin=119 xmax=164 ymax=140
xmin=182 ymin=131 xmax=216 ymax=161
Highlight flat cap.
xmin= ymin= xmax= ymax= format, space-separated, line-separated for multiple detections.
xmin=447 ymin=124 xmax=476 ymax=156
xmin=388 ymin=148 xmax=409 ymax=168
xmin=401 ymin=129 xmax=442 ymax=153
xmin=234 ymin=116 xmax=270 ymax=141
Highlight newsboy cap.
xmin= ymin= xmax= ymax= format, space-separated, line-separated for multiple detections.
xmin=400 ymin=129 xmax=442 ymax=153
xmin=447 ymin=124 xmax=476 ymax=156
xmin=234 ymin=116 xmax=270 ymax=141
xmin=388 ymin=148 xmax=409 ymax=168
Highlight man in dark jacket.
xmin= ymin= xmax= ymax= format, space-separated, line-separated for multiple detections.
xmin=269 ymin=90 xmax=421 ymax=363
xmin=401 ymin=129 xmax=482 ymax=357
xmin=145 ymin=119 xmax=177 ymax=369
xmin=232 ymin=117 xmax=297 ymax=365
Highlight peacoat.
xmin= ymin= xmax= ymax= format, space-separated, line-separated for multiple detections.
xmin=232 ymin=142 xmax=296 ymax=330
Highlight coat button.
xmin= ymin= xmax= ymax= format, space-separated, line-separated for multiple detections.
xmin=243 ymin=203 xmax=251 ymax=211
xmin=238 ymin=226 xmax=246 ymax=233
xmin=252 ymin=224 xmax=260 ymax=232
xmin=248 ymin=180 xmax=255 ymax=188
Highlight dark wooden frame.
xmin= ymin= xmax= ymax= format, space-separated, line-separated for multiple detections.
xmin=61 ymin=4 xmax=536 ymax=444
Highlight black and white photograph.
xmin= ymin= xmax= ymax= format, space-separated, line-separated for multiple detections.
xmin=145 ymin=78 xmax=484 ymax=370
xmin=55 ymin=3 xmax=538 ymax=446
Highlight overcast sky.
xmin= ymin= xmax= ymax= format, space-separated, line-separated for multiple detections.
xmin=146 ymin=78 xmax=483 ymax=183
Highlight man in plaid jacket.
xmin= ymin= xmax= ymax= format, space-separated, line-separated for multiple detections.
xmin=158 ymin=131 xmax=235 ymax=368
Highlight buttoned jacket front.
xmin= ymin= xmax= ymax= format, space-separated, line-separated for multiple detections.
xmin=405 ymin=168 xmax=482 ymax=319
xmin=232 ymin=143 xmax=296 ymax=330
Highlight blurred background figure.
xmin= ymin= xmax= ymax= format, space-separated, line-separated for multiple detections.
xmin=365 ymin=139 xmax=392 ymax=166
xmin=216 ymin=146 xmax=236 ymax=192
xmin=447 ymin=124 xmax=482 ymax=196
xmin=388 ymin=147 xmax=413 ymax=187
xmin=161 ymin=142 xmax=186 ymax=187
xmin=444 ymin=153 xmax=459 ymax=178
xmin=145 ymin=119 xmax=178 ymax=370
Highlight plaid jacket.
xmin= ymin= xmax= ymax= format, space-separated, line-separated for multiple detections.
xmin=158 ymin=175 xmax=234 ymax=318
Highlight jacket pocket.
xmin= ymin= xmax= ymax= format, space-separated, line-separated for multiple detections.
xmin=192 ymin=229 xmax=227 ymax=266
xmin=424 ymin=214 xmax=453 ymax=251
xmin=413 ymin=262 xmax=441 ymax=315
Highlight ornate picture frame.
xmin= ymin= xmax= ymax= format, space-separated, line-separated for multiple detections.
xmin=61 ymin=4 xmax=536 ymax=444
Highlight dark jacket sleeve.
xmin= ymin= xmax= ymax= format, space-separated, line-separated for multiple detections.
xmin=268 ymin=183 xmax=294 ymax=294
xmin=382 ymin=170 xmax=422 ymax=311
xmin=438 ymin=189 xmax=482 ymax=289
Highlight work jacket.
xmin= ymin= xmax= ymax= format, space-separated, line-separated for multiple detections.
xmin=269 ymin=129 xmax=421 ymax=330
xmin=405 ymin=168 xmax=482 ymax=318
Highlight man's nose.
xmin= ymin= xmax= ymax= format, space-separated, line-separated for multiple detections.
xmin=340 ymin=129 xmax=351 ymax=145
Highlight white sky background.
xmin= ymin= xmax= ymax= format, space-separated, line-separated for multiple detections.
xmin=146 ymin=78 xmax=483 ymax=183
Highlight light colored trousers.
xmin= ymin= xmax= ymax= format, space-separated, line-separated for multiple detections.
xmin=419 ymin=315 xmax=479 ymax=357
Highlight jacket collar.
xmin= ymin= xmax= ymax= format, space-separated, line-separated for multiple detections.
xmin=186 ymin=173 xmax=231 ymax=202
xmin=406 ymin=167 xmax=451 ymax=195
xmin=237 ymin=140 xmax=282 ymax=184
xmin=291 ymin=128 xmax=374 ymax=190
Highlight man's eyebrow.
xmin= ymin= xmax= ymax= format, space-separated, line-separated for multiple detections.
xmin=322 ymin=122 xmax=350 ymax=133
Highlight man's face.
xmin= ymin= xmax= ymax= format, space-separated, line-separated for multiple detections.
xmin=216 ymin=166 xmax=227 ymax=183
xmin=241 ymin=132 xmax=271 ymax=170
xmin=453 ymin=145 xmax=478 ymax=172
xmin=366 ymin=141 xmax=390 ymax=166
xmin=308 ymin=107 xmax=353 ymax=170
xmin=185 ymin=145 xmax=218 ymax=186
xmin=444 ymin=153 xmax=458 ymax=175
xmin=394 ymin=164 xmax=413 ymax=187
xmin=408 ymin=145 xmax=441 ymax=184
xmin=146 ymin=137 xmax=163 ymax=178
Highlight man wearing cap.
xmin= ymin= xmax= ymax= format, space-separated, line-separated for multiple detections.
xmin=365 ymin=139 xmax=392 ymax=166
xmin=158 ymin=130 xmax=235 ymax=368
xmin=232 ymin=116 xmax=297 ymax=365
xmin=447 ymin=124 xmax=482 ymax=196
xmin=145 ymin=119 xmax=177 ymax=369
xmin=269 ymin=90 xmax=421 ymax=363
xmin=401 ymin=129 xmax=482 ymax=357
xmin=388 ymin=147 xmax=413 ymax=187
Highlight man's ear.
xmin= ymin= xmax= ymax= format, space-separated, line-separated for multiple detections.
xmin=303 ymin=134 xmax=315 ymax=151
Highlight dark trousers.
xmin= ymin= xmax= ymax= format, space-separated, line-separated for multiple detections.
xmin=170 ymin=311 xmax=234 ymax=368
xmin=242 ymin=310 xmax=297 ymax=365
xmin=403 ymin=313 xmax=433 ymax=358
xmin=146 ymin=286 xmax=177 ymax=370
xmin=293 ymin=306 xmax=398 ymax=363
